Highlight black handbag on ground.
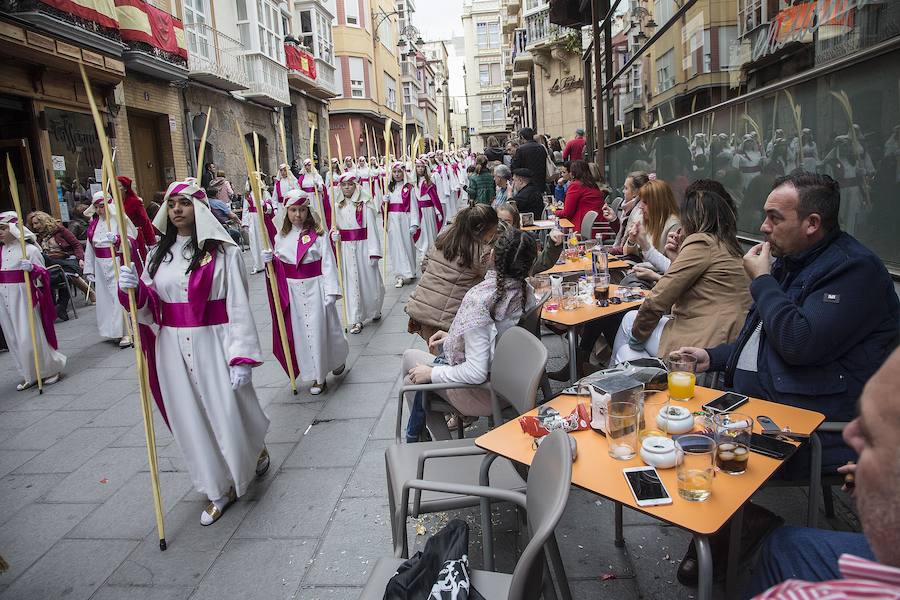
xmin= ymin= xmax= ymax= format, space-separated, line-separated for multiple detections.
xmin=384 ymin=519 xmax=485 ymax=600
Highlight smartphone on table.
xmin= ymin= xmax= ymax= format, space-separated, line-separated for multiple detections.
xmin=749 ymin=433 xmax=798 ymax=460
xmin=624 ymin=466 xmax=673 ymax=506
xmin=702 ymin=391 xmax=749 ymax=414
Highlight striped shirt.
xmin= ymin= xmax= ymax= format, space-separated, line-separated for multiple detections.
xmin=754 ymin=554 xmax=900 ymax=599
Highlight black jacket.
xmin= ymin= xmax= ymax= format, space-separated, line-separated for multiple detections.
xmin=512 ymin=183 xmax=545 ymax=217
xmin=511 ymin=140 xmax=548 ymax=187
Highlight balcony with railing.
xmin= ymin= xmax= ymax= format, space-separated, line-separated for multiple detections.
xmin=512 ymin=28 xmax=532 ymax=71
xmin=185 ymin=23 xmax=249 ymax=91
xmin=0 ymin=0 xmax=124 ymax=56
xmin=403 ymin=103 xmax=426 ymax=126
xmin=315 ymin=59 xmax=339 ymax=97
xmin=524 ymin=5 xmax=560 ymax=50
xmin=285 ymin=42 xmax=337 ymax=99
xmin=238 ymin=53 xmax=290 ymax=107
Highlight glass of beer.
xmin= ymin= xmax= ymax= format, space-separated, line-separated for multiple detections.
xmin=606 ymin=402 xmax=639 ymax=460
xmin=675 ymin=434 xmax=716 ymax=501
xmin=593 ymin=273 xmax=610 ymax=305
xmin=667 ymin=352 xmax=697 ymax=402
xmin=713 ymin=413 xmax=753 ymax=475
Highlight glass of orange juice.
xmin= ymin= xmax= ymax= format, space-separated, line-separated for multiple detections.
xmin=667 ymin=352 xmax=697 ymax=402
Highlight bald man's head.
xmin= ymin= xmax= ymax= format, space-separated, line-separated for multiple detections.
xmin=844 ymin=347 xmax=900 ymax=566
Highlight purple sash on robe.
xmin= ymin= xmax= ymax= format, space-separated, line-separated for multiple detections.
xmin=0 ymin=245 xmax=59 ymax=350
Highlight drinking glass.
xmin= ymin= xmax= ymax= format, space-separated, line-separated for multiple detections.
xmin=640 ymin=392 xmax=670 ymax=440
xmin=667 ymin=352 xmax=697 ymax=402
xmin=561 ymin=282 xmax=579 ymax=310
xmin=606 ymin=402 xmax=639 ymax=460
xmin=593 ymin=273 xmax=610 ymax=305
xmin=530 ymin=274 xmax=551 ymax=299
xmin=579 ymin=275 xmax=595 ymax=304
xmin=675 ymin=435 xmax=716 ymax=501
xmin=713 ymin=413 xmax=753 ymax=475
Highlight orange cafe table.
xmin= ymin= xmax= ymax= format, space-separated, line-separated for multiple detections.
xmin=476 ymin=389 xmax=825 ymax=600
xmin=541 ymin=284 xmax=646 ymax=383
xmin=522 ymin=218 xmax=574 ymax=232
xmin=542 ymin=255 xmax=630 ymax=274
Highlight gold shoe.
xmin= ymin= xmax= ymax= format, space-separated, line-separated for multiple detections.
xmin=256 ymin=447 xmax=270 ymax=476
xmin=200 ymin=487 xmax=236 ymax=526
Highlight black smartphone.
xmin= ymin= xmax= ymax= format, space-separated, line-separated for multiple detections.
xmin=749 ymin=432 xmax=797 ymax=460
xmin=702 ymin=392 xmax=750 ymax=414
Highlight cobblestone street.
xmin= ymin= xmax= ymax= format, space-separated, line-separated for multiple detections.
xmin=0 ymin=269 xmax=861 ymax=600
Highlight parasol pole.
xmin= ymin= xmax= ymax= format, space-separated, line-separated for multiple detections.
xmin=238 ymin=126 xmax=297 ymax=394
xmin=79 ymin=63 xmax=166 ymax=551
xmin=5 ymin=156 xmax=43 ymax=394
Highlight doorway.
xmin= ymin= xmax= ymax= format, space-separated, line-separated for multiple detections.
xmin=128 ymin=113 xmax=164 ymax=198
xmin=0 ymin=138 xmax=40 ymax=217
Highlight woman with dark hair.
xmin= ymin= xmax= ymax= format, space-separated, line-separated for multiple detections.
xmin=466 ymin=154 xmax=495 ymax=205
xmin=405 ymin=203 xmax=499 ymax=345
xmin=496 ymin=202 xmax=564 ymax=274
xmin=610 ymin=187 xmax=750 ymax=362
xmin=262 ymin=189 xmax=347 ymax=395
xmin=402 ymin=227 xmax=537 ymax=440
xmin=554 ymin=159 xmax=615 ymax=235
xmin=117 ymin=178 xmax=269 ymax=527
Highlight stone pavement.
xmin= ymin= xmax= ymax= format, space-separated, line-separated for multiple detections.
xmin=0 ymin=268 xmax=862 ymax=600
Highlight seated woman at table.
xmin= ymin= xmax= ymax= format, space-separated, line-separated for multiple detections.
xmin=402 ymin=227 xmax=537 ymax=441
xmin=554 ymin=160 xmax=617 ymax=237
xmin=496 ymin=202 xmax=564 ymax=274
xmin=621 ymin=178 xmax=680 ymax=261
xmin=610 ymin=188 xmax=751 ymax=364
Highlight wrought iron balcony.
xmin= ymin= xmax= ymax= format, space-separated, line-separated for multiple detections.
xmin=184 ymin=23 xmax=249 ymax=91
xmin=1 ymin=0 xmax=123 ymax=55
xmin=524 ymin=6 xmax=560 ymax=49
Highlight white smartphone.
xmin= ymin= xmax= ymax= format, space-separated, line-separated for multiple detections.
xmin=623 ymin=466 xmax=673 ymax=506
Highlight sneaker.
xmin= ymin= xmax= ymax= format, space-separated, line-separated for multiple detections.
xmin=349 ymin=323 xmax=363 ymax=335
xmin=394 ymin=277 xmax=404 ymax=288
xmin=16 ymin=380 xmax=36 ymax=391
xmin=332 ymin=364 xmax=346 ymax=376
xmin=310 ymin=382 xmax=326 ymax=395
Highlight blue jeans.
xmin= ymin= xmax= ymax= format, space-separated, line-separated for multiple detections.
xmin=742 ymin=526 xmax=874 ymax=599
xmin=405 ymin=391 xmax=426 ymax=443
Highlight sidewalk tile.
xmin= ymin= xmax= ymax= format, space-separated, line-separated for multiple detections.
xmin=0 ymin=450 xmax=39 ymax=479
xmin=296 ymin=586 xmax=361 ymax=600
xmin=43 ymin=446 xmax=148 ymax=504
xmin=235 ymin=467 xmax=351 ymax=539
xmin=0 ymin=473 xmax=64 ymax=526
xmin=191 ymin=538 xmax=316 ymax=600
xmin=360 ymin=332 xmax=416 ymax=356
xmin=91 ymin=585 xmax=193 ymax=600
xmin=262 ymin=402 xmax=322 ymax=443
xmin=343 ymin=440 xmax=391 ymax=498
xmin=283 ymin=418 xmax=376 ymax=468
xmin=315 ymin=383 xmax=394 ymax=420
xmin=0 ymin=539 xmax=137 ymax=600
xmin=0 ymin=410 xmax=102 ymax=451
xmin=341 ymin=355 xmax=402 ymax=383
xmin=14 ymin=426 xmax=130 ymax=475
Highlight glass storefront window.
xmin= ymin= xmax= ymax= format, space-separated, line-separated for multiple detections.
xmin=603 ymin=0 xmax=900 ymax=271
xmin=45 ymin=108 xmax=105 ymax=215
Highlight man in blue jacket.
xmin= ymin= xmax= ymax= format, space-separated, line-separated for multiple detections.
xmin=676 ymin=172 xmax=899 ymax=584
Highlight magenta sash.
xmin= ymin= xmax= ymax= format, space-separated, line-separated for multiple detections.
xmin=159 ymin=298 xmax=228 ymax=327
xmin=93 ymin=246 xmax=115 ymax=259
xmin=283 ymin=260 xmax=322 ymax=279
xmin=340 ymin=228 xmax=367 ymax=241
xmin=0 ymin=270 xmax=25 ymax=283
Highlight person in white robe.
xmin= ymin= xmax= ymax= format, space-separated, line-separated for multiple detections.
xmin=118 ymin=178 xmax=269 ymax=527
xmin=732 ymin=135 xmax=763 ymax=199
xmin=330 ymin=173 xmax=384 ymax=334
xmin=431 ymin=152 xmax=454 ymax=219
xmin=384 ymin=162 xmax=417 ymax=288
xmin=412 ymin=159 xmax=444 ymax=264
xmin=0 ymin=212 xmax=66 ymax=390
xmin=262 ymin=189 xmax=348 ymax=395
xmin=368 ymin=156 xmax=385 ymax=209
xmin=298 ymin=158 xmax=331 ymax=230
xmin=274 ymin=163 xmax=300 ymax=207
xmin=241 ymin=173 xmax=277 ymax=274
xmin=83 ymin=190 xmax=136 ymax=347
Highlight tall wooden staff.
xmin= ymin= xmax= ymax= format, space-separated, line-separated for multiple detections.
xmin=236 ymin=125 xmax=297 ymax=394
xmin=309 ymin=123 xmax=325 ymax=224
xmin=278 ymin=110 xmax=290 ymax=168
xmin=401 ymin=113 xmax=407 ymax=162
xmin=195 ymin=108 xmax=213 ymax=180
xmin=364 ymin=124 xmax=372 ymax=159
xmin=382 ymin=119 xmax=393 ymax=280
xmin=349 ymin=120 xmax=359 ymax=160
xmin=5 ymin=157 xmax=43 ymax=394
xmin=79 ymin=64 xmax=166 ymax=551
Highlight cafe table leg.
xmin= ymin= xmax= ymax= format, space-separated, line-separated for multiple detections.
xmin=808 ymin=432 xmax=822 ymax=528
xmin=725 ymin=505 xmax=745 ymax=599
xmin=614 ymin=502 xmax=624 ymax=547
xmin=567 ymin=327 xmax=579 ymax=384
xmin=695 ymin=534 xmax=714 ymax=600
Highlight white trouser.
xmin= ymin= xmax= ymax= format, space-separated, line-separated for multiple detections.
xmin=611 ymin=310 xmax=672 ymax=364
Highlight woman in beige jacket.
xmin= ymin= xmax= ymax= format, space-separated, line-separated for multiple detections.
xmin=611 ymin=188 xmax=751 ymax=362
xmin=405 ymin=204 xmax=499 ymax=346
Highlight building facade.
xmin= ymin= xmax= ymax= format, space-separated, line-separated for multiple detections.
xmin=329 ymin=0 xmax=402 ymax=160
xmin=422 ymin=40 xmax=452 ymax=148
xmin=461 ymin=0 xmax=510 ymax=152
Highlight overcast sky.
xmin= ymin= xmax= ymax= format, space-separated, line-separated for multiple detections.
xmin=412 ymin=1 xmax=468 ymax=110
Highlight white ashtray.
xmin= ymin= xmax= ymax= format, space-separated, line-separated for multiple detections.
xmin=640 ymin=436 xmax=677 ymax=469
xmin=656 ymin=405 xmax=695 ymax=435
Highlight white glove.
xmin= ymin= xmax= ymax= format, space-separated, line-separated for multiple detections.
xmin=261 ymin=249 xmax=274 ymax=264
xmin=86 ymin=273 xmax=95 ymax=283
xmin=325 ymin=294 xmax=337 ymax=307
xmin=105 ymin=232 xmax=119 ymax=245
xmin=370 ymin=257 xmax=380 ymax=266
xmin=118 ymin=263 xmax=139 ymax=290
xmin=409 ymin=225 xmax=419 ymax=236
xmin=17 ymin=259 xmax=33 ymax=272
xmin=229 ymin=364 xmax=252 ymax=390
xmin=331 ymin=229 xmax=341 ymax=243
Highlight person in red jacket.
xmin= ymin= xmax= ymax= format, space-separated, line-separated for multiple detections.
xmin=554 ymin=160 xmax=616 ymax=236
xmin=117 ymin=176 xmax=156 ymax=258
xmin=562 ymin=128 xmax=586 ymax=161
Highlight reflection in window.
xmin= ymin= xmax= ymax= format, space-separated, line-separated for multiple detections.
xmin=656 ymin=49 xmax=674 ymax=93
